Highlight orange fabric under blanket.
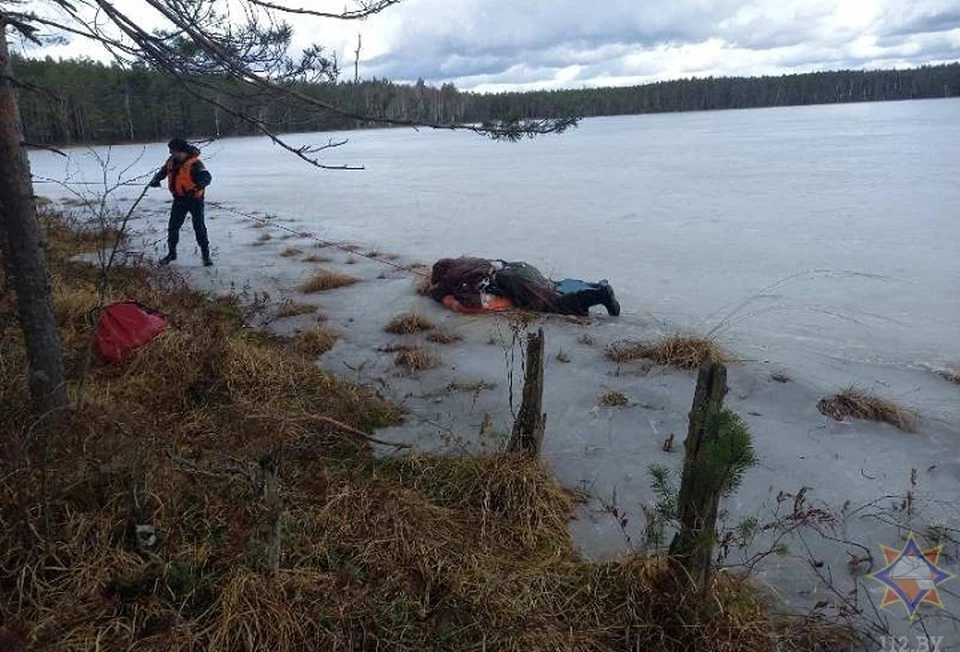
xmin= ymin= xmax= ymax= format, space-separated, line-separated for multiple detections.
xmin=442 ymin=294 xmax=513 ymax=314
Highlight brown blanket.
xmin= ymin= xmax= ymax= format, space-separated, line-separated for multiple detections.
xmin=429 ymin=257 xmax=497 ymax=309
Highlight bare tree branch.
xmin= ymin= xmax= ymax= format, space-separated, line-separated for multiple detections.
xmin=21 ymin=142 xmax=67 ymax=156
xmin=245 ymin=0 xmax=405 ymax=20
xmin=10 ymin=0 xmax=579 ymax=171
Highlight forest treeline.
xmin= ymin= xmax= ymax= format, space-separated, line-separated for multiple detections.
xmin=14 ymin=56 xmax=960 ymax=146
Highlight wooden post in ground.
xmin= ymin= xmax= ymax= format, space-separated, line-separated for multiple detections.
xmin=507 ymin=328 xmax=546 ymax=457
xmin=261 ymin=447 xmax=282 ymax=578
xmin=669 ymin=358 xmax=728 ymax=593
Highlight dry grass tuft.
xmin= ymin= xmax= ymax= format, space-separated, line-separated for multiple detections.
xmin=817 ymin=388 xmax=918 ymax=433
xmin=37 ymin=208 xmax=120 ymax=260
xmin=378 ymin=454 xmax=575 ymax=550
xmin=297 ymin=269 xmax=359 ymax=293
xmin=280 ymin=247 xmax=304 ymax=257
xmin=394 ymin=345 xmax=440 ymax=372
xmin=302 ymin=255 xmax=332 ymax=264
xmin=415 ymin=274 xmax=432 ymax=296
xmin=600 ymin=391 xmax=629 ymax=407
xmin=257 ymin=231 xmax=273 ymax=242
xmin=293 ymin=326 xmax=339 ymax=357
xmin=276 ymin=300 xmax=316 ymax=318
xmin=577 ymin=333 xmax=596 ymax=346
xmin=448 ymin=380 xmax=495 ymax=393
xmin=939 ymin=370 xmax=960 ymax=385
xmin=605 ymin=335 xmax=726 ymax=369
xmin=345 ymin=256 xmax=358 ymax=265
xmin=427 ymin=330 xmax=462 ymax=345
xmin=385 ymin=312 xmax=435 ymax=335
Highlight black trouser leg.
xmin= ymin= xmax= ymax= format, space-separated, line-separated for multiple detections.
xmin=188 ymin=199 xmax=210 ymax=257
xmin=555 ymin=285 xmax=605 ymax=316
xmin=167 ymin=200 xmax=189 ymax=256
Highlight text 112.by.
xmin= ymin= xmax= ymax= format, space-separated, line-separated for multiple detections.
xmin=879 ymin=636 xmax=944 ymax=652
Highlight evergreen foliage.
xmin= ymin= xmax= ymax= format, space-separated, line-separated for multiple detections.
xmin=14 ymin=56 xmax=960 ymax=146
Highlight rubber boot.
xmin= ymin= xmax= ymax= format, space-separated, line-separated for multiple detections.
xmin=598 ymin=280 xmax=620 ymax=316
xmin=159 ymin=251 xmax=177 ymax=266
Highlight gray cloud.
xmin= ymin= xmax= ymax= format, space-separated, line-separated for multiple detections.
xmin=363 ymin=0 xmax=742 ymax=78
xmin=882 ymin=7 xmax=960 ymax=37
xmin=358 ymin=0 xmax=960 ymax=91
xmin=27 ymin=0 xmax=960 ymax=91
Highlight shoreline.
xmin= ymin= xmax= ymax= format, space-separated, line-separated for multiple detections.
xmin=123 ymin=197 xmax=960 ymax=640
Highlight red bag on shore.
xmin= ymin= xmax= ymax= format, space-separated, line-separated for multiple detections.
xmin=95 ymin=301 xmax=168 ymax=365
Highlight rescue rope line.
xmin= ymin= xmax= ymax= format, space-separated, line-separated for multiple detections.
xmin=35 ymin=170 xmax=431 ymax=276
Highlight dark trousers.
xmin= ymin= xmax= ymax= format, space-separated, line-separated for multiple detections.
xmin=168 ymin=197 xmax=209 ymax=257
xmin=554 ymin=284 xmax=606 ymax=316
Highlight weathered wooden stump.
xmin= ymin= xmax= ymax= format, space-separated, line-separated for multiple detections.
xmin=507 ymin=328 xmax=546 ymax=457
xmin=261 ymin=447 xmax=282 ymax=578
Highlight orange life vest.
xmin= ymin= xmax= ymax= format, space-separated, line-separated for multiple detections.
xmin=166 ymin=157 xmax=204 ymax=199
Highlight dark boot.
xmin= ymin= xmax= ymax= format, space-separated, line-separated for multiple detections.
xmin=159 ymin=251 xmax=177 ymax=266
xmin=201 ymin=246 xmax=213 ymax=267
xmin=598 ymin=280 xmax=620 ymax=316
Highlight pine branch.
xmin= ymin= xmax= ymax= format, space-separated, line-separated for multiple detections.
xmin=244 ymin=0 xmax=405 ymax=20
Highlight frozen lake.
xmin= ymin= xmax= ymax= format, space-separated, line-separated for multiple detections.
xmin=31 ymin=98 xmax=960 ymax=390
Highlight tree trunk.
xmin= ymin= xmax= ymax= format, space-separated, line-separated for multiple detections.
xmin=0 ymin=26 xmax=69 ymax=414
xmin=669 ymin=359 xmax=728 ymax=593
xmin=124 ymin=84 xmax=135 ymax=141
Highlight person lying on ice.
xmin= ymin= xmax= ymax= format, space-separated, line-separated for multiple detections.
xmin=427 ymin=257 xmax=620 ymax=317
xmin=150 ymin=138 xmax=214 ymax=267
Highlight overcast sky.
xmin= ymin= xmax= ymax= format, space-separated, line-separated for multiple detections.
xmin=28 ymin=0 xmax=960 ymax=93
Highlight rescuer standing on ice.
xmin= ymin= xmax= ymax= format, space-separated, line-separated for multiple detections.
xmin=150 ymin=138 xmax=213 ymax=267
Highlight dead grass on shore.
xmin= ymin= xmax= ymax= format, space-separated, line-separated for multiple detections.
xmin=600 ymin=390 xmax=630 ymax=407
xmin=606 ymin=334 xmax=727 ymax=369
xmin=414 ymin=274 xmax=432 ymax=296
xmin=302 ymin=254 xmax=332 ymax=264
xmin=385 ymin=312 xmax=434 ymax=334
xmin=297 ymin=269 xmax=359 ymax=293
xmin=0 ymin=209 xmax=859 ymax=652
xmin=817 ymin=388 xmax=918 ymax=433
xmin=279 ymin=247 xmax=303 ymax=257
xmin=275 ymin=300 xmax=316 ymax=318
xmin=394 ymin=345 xmax=440 ymax=372
xmin=427 ymin=330 xmax=462 ymax=344
xmin=293 ymin=325 xmax=339 ymax=357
